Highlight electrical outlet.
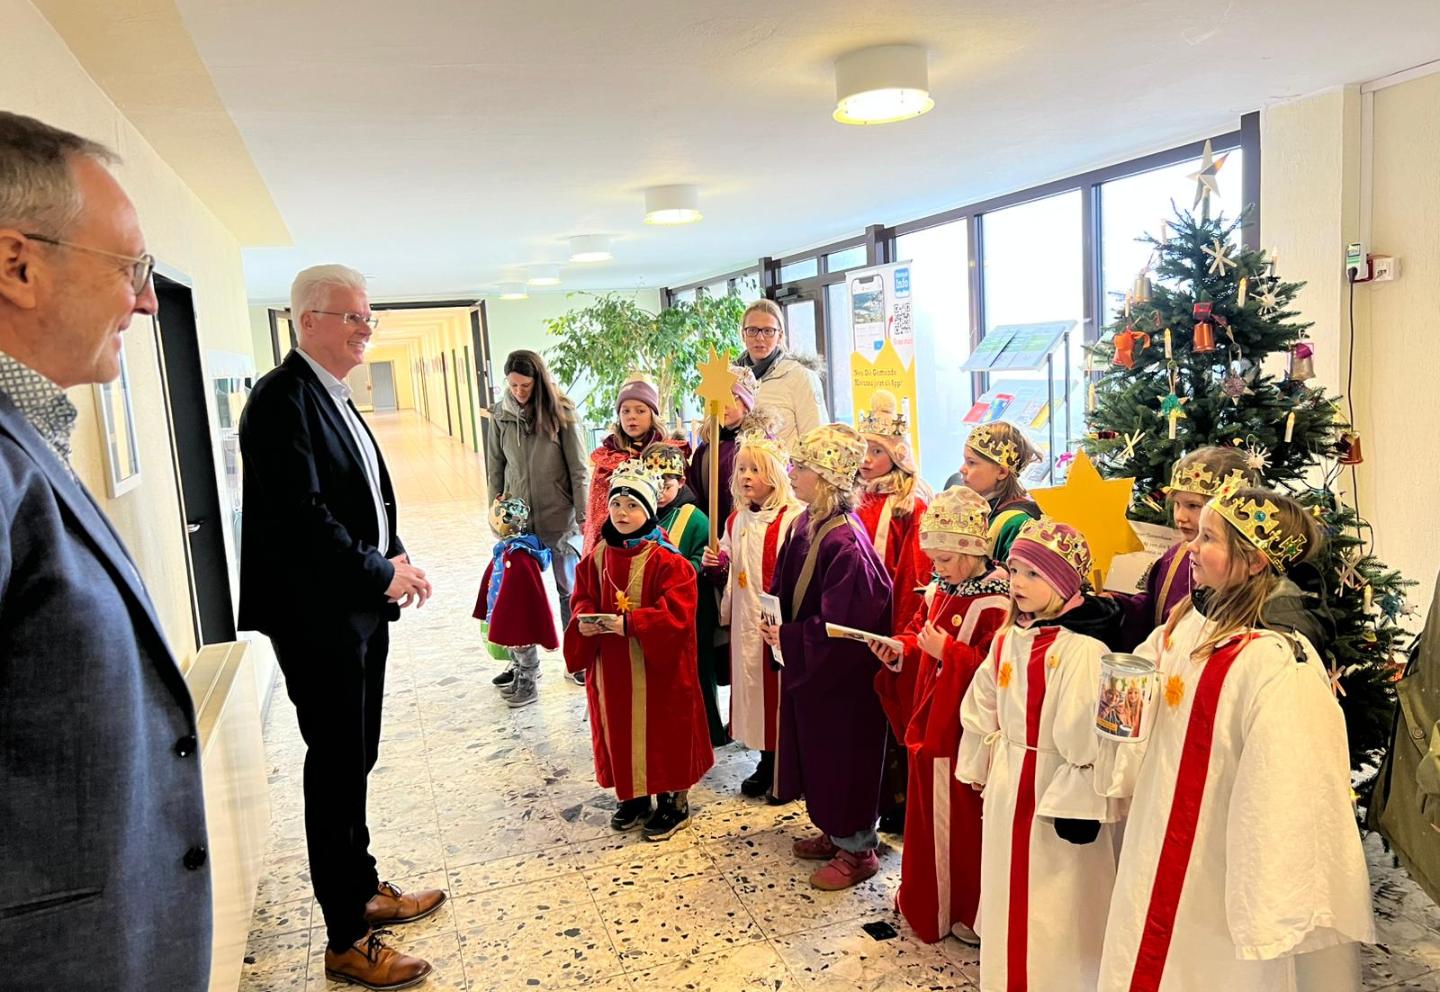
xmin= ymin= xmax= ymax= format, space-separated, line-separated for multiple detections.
xmin=1370 ymin=255 xmax=1399 ymax=282
xmin=1345 ymin=242 xmax=1370 ymax=281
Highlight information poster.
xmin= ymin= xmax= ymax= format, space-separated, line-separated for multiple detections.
xmin=848 ymin=262 xmax=919 ymax=468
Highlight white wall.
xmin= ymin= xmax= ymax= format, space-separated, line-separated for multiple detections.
xmin=1261 ymin=76 xmax=1440 ymax=621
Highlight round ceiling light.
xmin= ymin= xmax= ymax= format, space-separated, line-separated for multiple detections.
xmin=526 ymin=264 xmax=563 ymax=287
xmin=570 ymin=234 xmax=614 ymax=263
xmin=833 ymin=45 xmax=934 ymax=126
xmin=498 ymin=282 xmax=528 ymax=300
xmin=643 ymin=184 xmax=702 ymax=225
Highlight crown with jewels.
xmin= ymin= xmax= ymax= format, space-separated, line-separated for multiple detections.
xmin=1014 ymin=516 xmax=1094 ymax=581
xmin=608 ymin=460 xmax=661 ymax=513
xmin=641 ymin=442 xmax=688 ymax=479
xmin=920 ymin=486 xmax=991 ymax=556
xmin=858 ymin=389 xmax=909 ymax=439
xmin=1166 ymin=462 xmax=1250 ymax=498
xmin=793 ymin=423 xmax=866 ymax=490
xmin=735 ymin=428 xmax=789 ymax=466
xmin=489 ymin=493 xmax=531 ymax=537
xmin=1208 ymin=480 xmax=1307 ymax=567
xmin=966 ymin=422 xmax=1023 ymax=472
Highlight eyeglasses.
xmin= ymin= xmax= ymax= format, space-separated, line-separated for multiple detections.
xmin=311 ymin=310 xmax=380 ymax=331
xmin=742 ymin=326 xmax=781 ymax=340
xmin=24 ymin=233 xmax=155 ymax=295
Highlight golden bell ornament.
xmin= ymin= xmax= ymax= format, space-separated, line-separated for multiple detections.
xmin=1289 ymin=342 xmax=1315 ymax=381
xmin=1133 ymin=272 xmax=1153 ymax=304
xmin=1193 ymin=322 xmax=1216 ymax=353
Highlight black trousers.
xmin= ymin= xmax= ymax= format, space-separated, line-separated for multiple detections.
xmin=271 ymin=621 xmax=389 ymax=952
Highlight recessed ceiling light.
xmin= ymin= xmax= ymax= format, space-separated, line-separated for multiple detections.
xmin=498 ymin=282 xmax=528 ymax=300
xmin=644 ymin=185 xmax=702 ymax=225
xmin=526 ymin=264 xmax=563 ymax=287
xmin=570 ymin=234 xmax=613 ymax=263
xmin=833 ymin=45 xmax=934 ymax=126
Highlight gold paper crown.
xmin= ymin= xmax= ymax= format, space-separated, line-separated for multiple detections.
xmin=1166 ymin=462 xmax=1249 ymax=498
xmin=920 ymin=486 xmax=991 ymax=555
xmin=608 ymin=460 xmax=661 ymax=512
xmin=858 ymin=390 xmax=909 ymax=439
xmin=966 ymin=422 xmax=1022 ymax=472
xmin=735 ymin=428 xmax=789 ymax=466
xmin=1014 ymin=516 xmax=1094 ymax=580
xmin=1208 ymin=481 xmax=1307 ymax=567
xmin=641 ymin=443 xmax=687 ymax=478
xmin=793 ymin=423 xmax=866 ymax=489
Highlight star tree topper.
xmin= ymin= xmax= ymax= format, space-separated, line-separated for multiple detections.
xmin=1188 ymin=139 xmax=1229 ymax=214
xmin=1032 ymin=450 xmax=1143 ymax=587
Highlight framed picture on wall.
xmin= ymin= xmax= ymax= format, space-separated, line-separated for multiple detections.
xmin=93 ymin=342 xmax=142 ymax=497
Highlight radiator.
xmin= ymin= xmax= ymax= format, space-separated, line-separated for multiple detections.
xmin=187 ymin=641 xmax=270 ymax=992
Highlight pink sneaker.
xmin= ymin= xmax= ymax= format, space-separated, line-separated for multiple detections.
xmin=792 ymin=832 xmax=839 ymax=860
xmin=809 ymin=848 xmax=880 ymax=890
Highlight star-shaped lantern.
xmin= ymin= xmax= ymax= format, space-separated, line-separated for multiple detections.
xmin=1032 ymin=450 xmax=1143 ymax=588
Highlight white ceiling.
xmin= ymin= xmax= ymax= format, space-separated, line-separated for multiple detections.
xmin=173 ymin=0 xmax=1440 ymax=303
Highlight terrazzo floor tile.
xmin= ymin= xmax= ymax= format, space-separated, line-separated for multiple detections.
xmin=595 ymin=872 xmax=763 ymax=969
xmin=238 ymin=928 xmax=311 ymax=992
xmin=771 ymin=918 xmax=976 ymax=990
xmin=625 ymin=939 xmax=797 ymax=991
xmin=448 ymin=873 xmax=594 ymax=934
xmin=457 ymin=902 xmax=627 ymax=990
xmin=727 ymin=851 xmax=903 ymax=939
xmin=248 ymin=897 xmax=313 ymax=939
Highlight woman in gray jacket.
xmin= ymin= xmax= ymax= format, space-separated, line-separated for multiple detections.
xmin=486 ymin=350 xmax=590 ymax=682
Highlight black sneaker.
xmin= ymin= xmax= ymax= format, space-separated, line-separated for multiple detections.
xmin=610 ymin=796 xmax=652 ymax=831
xmin=642 ymin=792 xmax=691 ymax=842
xmin=566 ymin=669 xmax=586 ymax=687
xmin=492 ymin=667 xmax=515 ymax=687
xmin=740 ymin=752 xmax=774 ymax=798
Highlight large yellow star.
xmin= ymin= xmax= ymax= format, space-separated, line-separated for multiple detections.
xmin=696 ymin=347 xmax=739 ymax=414
xmin=1032 ymin=450 xmax=1143 ymax=586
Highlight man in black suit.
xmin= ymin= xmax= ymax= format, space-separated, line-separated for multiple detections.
xmin=239 ymin=264 xmax=441 ymax=990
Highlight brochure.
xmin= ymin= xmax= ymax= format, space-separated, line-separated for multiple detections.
xmin=758 ymin=593 xmax=785 ymax=667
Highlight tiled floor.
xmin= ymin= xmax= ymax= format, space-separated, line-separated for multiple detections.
xmin=240 ymin=411 xmax=1440 ymax=991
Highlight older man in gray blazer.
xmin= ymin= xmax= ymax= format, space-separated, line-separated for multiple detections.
xmin=0 ymin=113 xmax=210 ymax=989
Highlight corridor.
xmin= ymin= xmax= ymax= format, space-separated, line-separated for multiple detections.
xmin=238 ymin=412 xmax=1440 ymax=992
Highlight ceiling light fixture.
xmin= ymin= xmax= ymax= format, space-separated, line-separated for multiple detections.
xmin=833 ymin=44 xmax=934 ymax=126
xmin=570 ymin=234 xmax=614 ymax=263
xmin=526 ymin=264 xmax=563 ymax=287
xmin=643 ymin=184 xmax=702 ymax=225
xmin=498 ymin=282 xmax=528 ymax=300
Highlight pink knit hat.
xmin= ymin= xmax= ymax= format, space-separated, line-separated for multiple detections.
xmin=616 ymin=372 xmax=660 ymax=417
xmin=729 ymin=365 xmax=758 ymax=411
xmin=1007 ymin=517 xmax=1093 ymax=603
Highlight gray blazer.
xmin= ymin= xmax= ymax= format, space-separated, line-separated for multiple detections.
xmin=0 ymin=393 xmax=212 ymax=990
xmin=485 ymin=391 xmax=589 ymax=544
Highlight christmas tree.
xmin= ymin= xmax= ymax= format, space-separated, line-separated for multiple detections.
xmin=1084 ymin=193 xmax=1413 ymax=776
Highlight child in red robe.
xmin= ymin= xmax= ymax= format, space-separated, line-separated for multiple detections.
xmin=564 ymin=461 xmax=714 ymax=841
xmin=872 ymin=486 xmax=1008 ymax=945
xmin=858 ymin=389 xmax=934 ymax=833
xmin=472 ymin=494 xmax=558 ymax=708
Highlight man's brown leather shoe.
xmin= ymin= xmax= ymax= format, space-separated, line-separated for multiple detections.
xmin=324 ymin=930 xmax=431 ymax=990
xmin=364 ymin=881 xmax=448 ymax=926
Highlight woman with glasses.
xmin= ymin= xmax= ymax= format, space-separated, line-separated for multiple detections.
xmin=736 ymin=300 xmax=828 ymax=448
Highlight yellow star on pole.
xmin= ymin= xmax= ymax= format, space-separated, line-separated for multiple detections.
xmin=1188 ymin=139 xmax=1229 ymax=213
xmin=696 ymin=347 xmax=739 ymax=414
xmin=1032 ymin=450 xmax=1143 ymax=586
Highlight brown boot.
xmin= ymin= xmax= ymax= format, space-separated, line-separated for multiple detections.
xmin=364 ymin=881 xmax=448 ymax=926
xmin=324 ymin=930 xmax=431 ymax=990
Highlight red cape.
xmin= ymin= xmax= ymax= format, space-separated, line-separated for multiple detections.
xmin=473 ymin=548 xmax=559 ymax=649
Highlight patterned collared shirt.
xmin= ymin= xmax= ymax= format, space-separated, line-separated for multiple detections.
xmin=0 ymin=350 xmax=78 ymax=468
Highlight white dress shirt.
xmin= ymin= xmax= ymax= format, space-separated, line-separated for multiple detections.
xmin=296 ymin=348 xmax=390 ymax=555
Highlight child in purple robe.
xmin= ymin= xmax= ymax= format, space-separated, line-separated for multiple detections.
xmin=760 ymin=423 xmax=893 ymax=891
xmin=1113 ymin=446 xmax=1257 ymax=651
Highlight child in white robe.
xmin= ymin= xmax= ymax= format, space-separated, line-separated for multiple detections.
xmin=957 ymin=516 xmax=1124 ymax=992
xmin=1096 ymin=486 xmax=1374 ymax=992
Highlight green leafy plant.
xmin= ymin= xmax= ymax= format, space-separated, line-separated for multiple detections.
xmin=546 ymin=292 xmax=746 ymax=424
